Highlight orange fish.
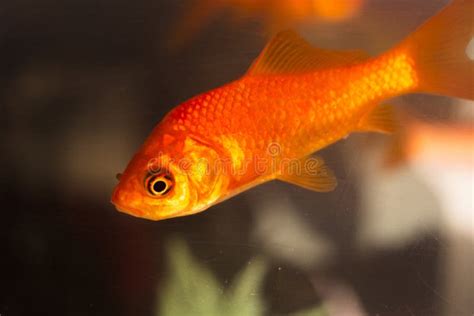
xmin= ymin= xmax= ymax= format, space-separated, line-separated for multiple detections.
xmin=168 ymin=0 xmax=364 ymax=50
xmin=386 ymin=117 xmax=474 ymax=168
xmin=112 ymin=0 xmax=473 ymax=221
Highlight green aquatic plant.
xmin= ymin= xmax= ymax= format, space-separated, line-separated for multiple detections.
xmin=156 ymin=238 xmax=327 ymax=316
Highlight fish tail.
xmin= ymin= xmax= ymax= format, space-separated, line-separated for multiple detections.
xmin=398 ymin=0 xmax=473 ymax=100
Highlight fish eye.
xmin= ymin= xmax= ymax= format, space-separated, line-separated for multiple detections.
xmin=146 ymin=173 xmax=173 ymax=196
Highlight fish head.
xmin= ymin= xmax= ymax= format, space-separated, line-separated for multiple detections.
xmin=111 ymin=132 xmax=228 ymax=220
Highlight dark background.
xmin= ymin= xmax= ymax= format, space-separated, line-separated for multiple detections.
xmin=1 ymin=0 xmax=470 ymax=315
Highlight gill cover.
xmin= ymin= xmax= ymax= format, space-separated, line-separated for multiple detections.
xmin=179 ymin=136 xmax=229 ymax=213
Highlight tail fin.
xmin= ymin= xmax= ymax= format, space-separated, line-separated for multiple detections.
xmin=398 ymin=0 xmax=473 ymax=100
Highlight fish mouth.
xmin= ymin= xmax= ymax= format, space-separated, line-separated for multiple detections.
xmin=110 ymin=187 xmax=197 ymax=221
xmin=110 ymin=184 xmax=142 ymax=216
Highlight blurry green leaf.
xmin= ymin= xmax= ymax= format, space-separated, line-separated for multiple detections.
xmin=224 ymin=258 xmax=267 ymax=316
xmin=158 ymin=238 xmax=222 ymax=316
xmin=157 ymin=238 xmax=267 ymax=316
xmin=157 ymin=237 xmax=324 ymax=316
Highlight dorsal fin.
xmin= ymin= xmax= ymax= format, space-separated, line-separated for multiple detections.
xmin=247 ymin=30 xmax=369 ymax=76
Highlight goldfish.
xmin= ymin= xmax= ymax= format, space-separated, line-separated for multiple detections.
xmin=386 ymin=117 xmax=474 ymax=168
xmin=168 ymin=0 xmax=364 ymax=50
xmin=112 ymin=0 xmax=473 ymax=221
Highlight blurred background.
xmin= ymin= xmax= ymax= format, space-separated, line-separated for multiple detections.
xmin=1 ymin=0 xmax=473 ymax=315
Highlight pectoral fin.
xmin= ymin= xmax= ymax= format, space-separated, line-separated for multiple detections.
xmin=278 ymin=156 xmax=337 ymax=192
xmin=356 ymin=104 xmax=398 ymax=134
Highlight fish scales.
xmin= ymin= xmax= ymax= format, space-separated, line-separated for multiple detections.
xmin=166 ymin=50 xmax=417 ymax=166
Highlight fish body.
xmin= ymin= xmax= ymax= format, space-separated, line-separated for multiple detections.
xmin=164 ymin=49 xmax=415 ymax=179
xmin=113 ymin=0 xmax=473 ymax=220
